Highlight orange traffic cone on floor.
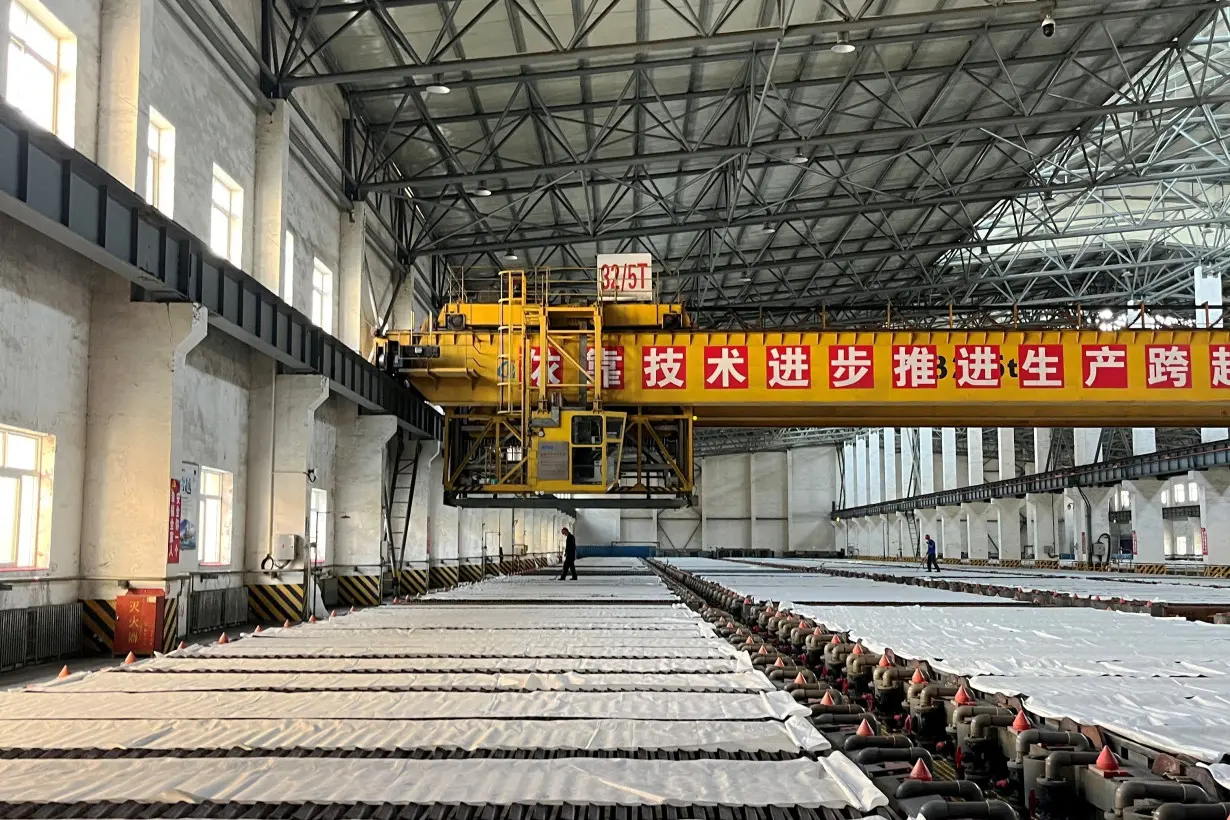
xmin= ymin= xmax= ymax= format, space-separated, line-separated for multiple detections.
xmin=954 ymin=685 xmax=974 ymax=705
xmin=392 ymin=596 xmax=400 ymax=604
xmin=177 ymin=641 xmax=188 ymax=650
xmin=218 ymin=632 xmax=229 ymax=644
xmin=123 ymin=651 xmax=137 ymax=664
xmin=283 ymin=619 xmax=292 ymax=628
xmin=349 ymin=607 xmax=356 ymax=614
xmin=309 ymin=615 xmax=317 ymax=623
xmin=855 ymin=719 xmax=874 ymax=737
xmin=830 ymin=635 xmax=841 ymax=645
xmin=1095 ymin=747 xmax=1120 ymax=772
xmin=908 ymin=759 xmax=933 ymax=781
xmin=757 ymin=645 xmax=769 ymax=655
xmin=813 ymin=627 xmax=824 ymax=636
xmin=911 ymin=668 xmax=927 ymax=684
xmin=878 ymin=655 xmax=891 ymax=668
xmin=330 ymin=610 xmax=337 ymax=617
xmin=773 ymin=657 xmax=785 ymax=668
xmin=253 ymin=625 xmax=263 ymax=634
xmin=57 ymin=666 xmax=70 ymax=679
xmin=793 ymin=672 xmax=807 ymax=685
xmin=1012 ymin=710 xmax=1031 ymax=731
xmin=820 ymin=691 xmax=835 ymax=706
xmin=851 ymin=643 xmax=864 ymax=655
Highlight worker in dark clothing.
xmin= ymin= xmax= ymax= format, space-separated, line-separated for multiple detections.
xmin=924 ymin=534 xmax=939 ymax=573
xmin=558 ymin=527 xmax=578 ymax=580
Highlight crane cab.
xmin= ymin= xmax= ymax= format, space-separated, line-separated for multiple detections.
xmin=530 ymin=410 xmax=626 ymax=494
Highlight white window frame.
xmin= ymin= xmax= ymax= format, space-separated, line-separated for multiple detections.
xmin=309 ymin=488 xmax=328 ymax=565
xmin=0 ymin=424 xmax=49 ymax=570
xmin=210 ymin=165 xmax=244 ymax=266
xmin=282 ymin=230 xmax=295 ymax=306
xmin=1188 ymin=481 xmax=1199 ymax=503
xmin=197 ymin=466 xmax=232 ymax=567
xmin=145 ymin=107 xmax=175 ymax=217
xmin=311 ymin=259 xmax=334 ymax=334
xmin=6 ymin=0 xmax=77 ymax=147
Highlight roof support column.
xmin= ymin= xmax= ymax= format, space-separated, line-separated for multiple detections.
xmin=888 ymin=512 xmax=903 ymax=557
xmin=1126 ymin=479 xmax=1167 ymax=565
xmin=997 ymin=428 xmax=1016 ymax=481
xmin=900 ymin=430 xmax=916 ymax=496
xmin=339 ymin=202 xmax=367 ymax=353
xmin=97 ymin=0 xmax=154 ymax=189
xmin=991 ymin=498 xmax=1022 ymax=562
xmin=333 ymin=408 xmax=398 ymax=574
xmin=1081 ymin=487 xmax=1115 ymax=564
xmin=841 ymin=441 xmax=855 ymax=508
xmin=1132 ymin=429 xmax=1157 ymax=455
xmin=1066 ymin=429 xmax=1102 ymax=556
xmin=967 ymin=428 xmax=984 ymax=485
xmin=1196 ymin=470 xmax=1230 ymax=566
xmin=964 ymin=501 xmax=990 ymax=561
xmin=883 ymin=428 xmax=897 ymax=501
xmin=253 ymin=100 xmax=292 ymax=291
xmin=918 ymin=428 xmax=935 ymax=494
xmin=939 ymin=507 xmax=964 ymax=560
xmin=1197 ymin=265 xmax=1228 ymax=443
xmin=855 ymin=437 xmax=869 ymax=507
xmin=868 ymin=432 xmax=882 ymax=505
xmin=1026 ymin=493 xmax=1060 ymax=559
xmin=941 ymin=428 xmax=958 ymax=490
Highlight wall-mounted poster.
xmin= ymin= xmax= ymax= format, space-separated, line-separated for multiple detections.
xmin=180 ymin=462 xmax=199 ymax=552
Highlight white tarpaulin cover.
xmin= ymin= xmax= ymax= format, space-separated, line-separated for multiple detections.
xmin=132 ymin=656 xmax=754 ymax=674
xmin=0 ymin=756 xmax=886 ymax=810
xmin=0 ymin=715 xmax=830 ymax=754
xmin=329 ymin=606 xmax=705 ymax=629
xmin=0 ymin=689 xmax=809 ymax=721
xmin=30 ymin=670 xmax=776 ymax=693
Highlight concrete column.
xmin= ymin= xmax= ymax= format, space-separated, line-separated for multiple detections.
xmin=1026 ymin=493 xmax=1060 ymax=557
xmin=98 ymin=0 xmax=154 ymax=188
xmin=244 ymin=370 xmax=330 ymax=572
xmin=1073 ymin=428 xmax=1101 ymax=466
xmin=80 ymin=285 xmax=207 ymax=599
xmin=868 ymin=432 xmax=881 ymax=505
xmin=333 ymin=411 xmax=398 ymax=570
xmin=939 ymin=507 xmax=964 ymax=558
xmin=991 ymin=498 xmax=1023 ymax=561
xmin=0 ymin=0 xmax=10 ymax=98
xmin=1033 ymin=428 xmax=1052 ymax=472
xmin=887 ymin=512 xmax=903 ymax=556
xmin=917 ymin=511 xmax=939 ymax=558
xmin=964 ymin=502 xmax=990 ymax=560
xmin=918 ymin=428 xmax=935 ymax=494
xmin=841 ymin=442 xmax=856 ymax=507
xmin=784 ymin=450 xmax=793 ymax=552
xmin=967 ymin=427 xmax=984 ymax=485
xmin=1132 ymin=428 xmax=1156 ymax=455
xmin=900 ymin=430 xmax=916 ymax=496
xmin=883 ymin=428 xmax=897 ymax=500
xmin=339 ymin=202 xmax=367 ymax=353
xmin=1069 ymin=486 xmax=1115 ymax=563
xmin=855 ymin=437 xmax=869 ymax=506
xmin=253 ymin=100 xmax=292 ymax=290
xmin=1196 ymin=265 xmax=1229 ymax=442
xmin=940 ymin=428 xmax=958 ymax=490
xmin=997 ymin=428 xmax=1016 ymax=480
xmin=1196 ymin=470 xmax=1230 ymax=565
xmin=1126 ymin=479 xmax=1166 ymax=564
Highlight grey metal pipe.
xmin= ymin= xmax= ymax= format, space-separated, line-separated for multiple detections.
xmin=848 ymin=653 xmax=884 ymax=676
xmin=1015 ymin=729 xmax=1092 ymax=760
xmin=1154 ymin=803 xmax=1230 ymax=820
xmin=916 ymin=799 xmax=1018 ymax=820
xmin=1043 ymin=750 xmax=1101 ymax=780
xmin=919 ymin=684 xmax=960 ymax=708
xmin=874 ymin=665 xmax=915 ymax=686
xmin=852 ymin=746 xmax=932 ymax=766
xmin=953 ymin=705 xmax=1011 ymax=726
xmin=1115 ymin=781 xmax=1209 ymax=813
xmin=969 ymin=713 xmax=1017 ymax=739
xmin=813 ymin=712 xmax=877 ymax=728
xmin=843 ymin=734 xmax=914 ymax=753
xmin=811 ymin=704 xmax=864 ymax=716
xmin=897 ymin=779 xmax=985 ymax=801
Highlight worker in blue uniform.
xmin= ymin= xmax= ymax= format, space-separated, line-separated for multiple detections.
xmin=924 ymin=534 xmax=939 ymax=572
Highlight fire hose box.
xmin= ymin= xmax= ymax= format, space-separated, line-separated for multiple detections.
xmin=114 ymin=588 xmax=165 ymax=656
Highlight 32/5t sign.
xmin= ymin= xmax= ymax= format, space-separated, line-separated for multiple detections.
xmin=597 ymin=253 xmax=653 ymax=301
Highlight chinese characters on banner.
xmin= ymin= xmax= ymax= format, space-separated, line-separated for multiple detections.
xmin=585 ymin=346 xmax=626 ymax=389
xmin=627 ymin=343 xmax=1230 ymax=391
xmin=168 ymin=479 xmax=182 ymax=564
xmin=527 ymin=347 xmax=562 ymax=387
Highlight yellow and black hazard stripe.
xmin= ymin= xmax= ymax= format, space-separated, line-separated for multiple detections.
xmin=1135 ymin=563 xmax=1168 ymax=575
xmin=395 ymin=568 xmax=429 ymax=597
xmin=1034 ymin=559 xmax=1060 ymax=570
xmin=337 ymin=574 xmax=381 ymax=607
xmin=428 ymin=565 xmax=460 ymax=590
xmin=459 ymin=564 xmax=486 ymax=584
xmin=999 ymin=559 xmax=1022 ymax=567
xmin=1072 ymin=561 xmax=1090 ymax=571
xmin=1204 ymin=565 xmax=1230 ymax=578
xmin=162 ymin=597 xmax=179 ymax=653
xmin=247 ymin=583 xmax=306 ymax=624
xmin=484 ymin=561 xmax=502 ymax=577
xmin=82 ymin=599 xmax=116 ymax=654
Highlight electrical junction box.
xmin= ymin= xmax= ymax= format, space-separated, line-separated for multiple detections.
xmin=273 ymin=534 xmax=303 ymax=562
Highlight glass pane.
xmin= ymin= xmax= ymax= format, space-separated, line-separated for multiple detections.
xmin=1161 ymin=490 xmax=1169 ymax=505
xmin=9 ymin=4 xmax=25 ymax=36
xmin=10 ymin=50 xmax=56 ymax=131
xmin=21 ymin=13 xmax=59 ymax=62
xmin=200 ymin=497 xmax=219 ymax=563
xmin=210 ymin=207 xmax=229 ymax=256
xmin=212 ymin=178 xmax=230 ymax=208
xmin=5 ymin=433 xmax=37 ymax=470
xmin=202 ymin=469 xmax=221 ymax=497
xmin=146 ymin=154 xmax=156 ymax=202
xmin=1189 ymin=482 xmax=1198 ymax=501
xmin=0 ymin=476 xmax=18 ymax=564
xmin=1173 ymin=484 xmax=1185 ymax=503
xmin=17 ymin=474 xmax=38 ymax=566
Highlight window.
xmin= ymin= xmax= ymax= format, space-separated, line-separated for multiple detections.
xmin=6 ymin=1 xmax=75 ymax=146
xmin=197 ymin=467 xmax=233 ymax=566
xmin=1118 ymin=489 xmax=1131 ymax=509
xmin=1175 ymin=535 xmax=1188 ymax=555
xmin=209 ymin=165 xmax=243 ymax=265
xmin=309 ymin=488 xmax=328 ymax=564
xmin=282 ymin=231 xmax=295 ymax=305
xmin=1189 ymin=481 xmax=1199 ymax=503
xmin=1161 ymin=489 xmax=1169 ymax=506
xmin=0 ymin=425 xmax=49 ymax=569
xmin=311 ymin=259 xmax=334 ymax=333
xmin=145 ymin=108 xmax=175 ymax=216
xmin=1173 ymin=482 xmax=1186 ymax=504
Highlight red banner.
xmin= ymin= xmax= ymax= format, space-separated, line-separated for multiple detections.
xmin=168 ymin=479 xmax=182 ymax=564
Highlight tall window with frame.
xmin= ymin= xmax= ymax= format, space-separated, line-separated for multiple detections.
xmin=0 ymin=425 xmax=46 ymax=569
xmin=6 ymin=1 xmax=76 ymax=146
xmin=210 ymin=165 xmax=244 ymax=266
xmin=197 ymin=467 xmax=233 ymax=567
xmin=282 ymin=231 xmax=295 ymax=306
xmin=145 ymin=108 xmax=175 ymax=217
xmin=309 ymin=488 xmax=328 ymax=565
xmin=311 ymin=259 xmax=334 ymax=334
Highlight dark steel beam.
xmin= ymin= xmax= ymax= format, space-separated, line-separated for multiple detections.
xmin=361 ymin=94 xmax=1230 ymax=192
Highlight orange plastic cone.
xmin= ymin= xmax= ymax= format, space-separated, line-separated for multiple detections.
xmin=1012 ymin=710 xmax=1031 ymax=731
xmin=794 ymin=672 xmax=807 ymax=685
xmin=123 ymin=651 xmax=137 ymax=664
xmin=774 ymin=657 xmax=785 ymax=668
xmin=830 ymin=635 xmax=841 ymax=645
xmin=813 ymin=627 xmax=823 ymax=636
xmin=820 ymin=691 xmax=835 ymax=706
xmin=177 ymin=641 xmax=188 ymax=650
xmin=254 ymin=625 xmax=263 ymax=634
xmin=878 ymin=655 xmax=891 ymax=668
xmin=758 ymin=645 xmax=769 ymax=655
xmin=911 ymin=668 xmax=927 ymax=684
xmin=57 ymin=666 xmax=70 ymax=679
xmin=217 ymin=632 xmax=229 ymax=644
xmin=908 ymin=759 xmax=933 ymax=781
xmin=392 ymin=596 xmax=400 ymax=604
xmin=852 ymin=644 xmax=864 ymax=655
xmin=855 ymin=719 xmax=874 ymax=737
xmin=309 ymin=615 xmax=318 ymax=624
xmin=954 ymin=685 xmax=974 ymax=705
xmin=330 ymin=610 xmax=337 ymax=617
xmin=283 ymin=619 xmax=292 ymax=628
xmin=349 ymin=607 xmax=356 ymax=614
xmin=1095 ymin=747 xmax=1119 ymax=772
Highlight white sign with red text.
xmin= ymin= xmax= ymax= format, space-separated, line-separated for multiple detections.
xmin=597 ymin=253 xmax=653 ymax=301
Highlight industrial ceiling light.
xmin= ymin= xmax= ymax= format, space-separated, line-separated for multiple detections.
xmin=502 ymin=251 xmax=519 ymax=262
xmin=831 ymin=33 xmax=855 ymax=54
xmin=761 ymin=223 xmax=777 ymax=233
xmin=788 ymin=152 xmax=809 ymax=165
xmin=474 ymin=186 xmax=493 ymax=197
xmin=425 ymin=84 xmax=451 ymax=95
xmin=1098 ymin=308 xmax=1115 ymax=321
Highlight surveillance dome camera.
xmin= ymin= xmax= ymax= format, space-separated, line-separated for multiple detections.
xmin=1041 ymin=13 xmax=1055 ymax=37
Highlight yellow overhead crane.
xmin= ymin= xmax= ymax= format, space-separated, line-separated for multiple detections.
xmin=379 ymin=268 xmax=1230 ymax=507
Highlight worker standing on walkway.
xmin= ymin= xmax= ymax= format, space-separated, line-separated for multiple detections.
xmin=924 ymin=534 xmax=939 ymax=573
xmin=558 ymin=527 xmax=578 ymax=580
